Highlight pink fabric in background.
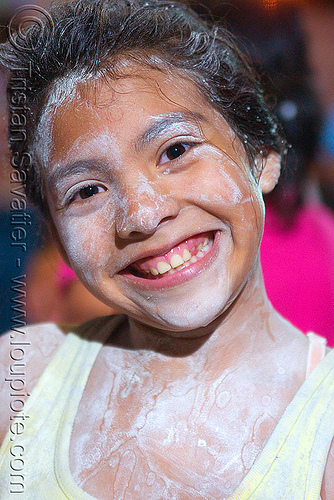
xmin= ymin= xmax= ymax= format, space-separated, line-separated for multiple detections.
xmin=261 ymin=202 xmax=334 ymax=347
xmin=55 ymin=258 xmax=77 ymax=291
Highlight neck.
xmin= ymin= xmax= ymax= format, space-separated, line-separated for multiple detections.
xmin=126 ymin=265 xmax=279 ymax=369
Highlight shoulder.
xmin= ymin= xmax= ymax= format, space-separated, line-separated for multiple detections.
xmin=0 ymin=323 xmax=66 ymax=444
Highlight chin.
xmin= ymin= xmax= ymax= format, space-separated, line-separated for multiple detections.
xmin=132 ymin=286 xmax=231 ymax=334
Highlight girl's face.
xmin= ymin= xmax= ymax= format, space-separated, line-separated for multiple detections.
xmin=45 ymin=68 xmax=277 ymax=333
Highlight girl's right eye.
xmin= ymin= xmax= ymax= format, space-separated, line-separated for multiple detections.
xmin=70 ymin=184 xmax=106 ymax=203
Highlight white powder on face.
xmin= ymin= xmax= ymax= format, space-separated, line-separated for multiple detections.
xmin=55 ymin=201 xmax=116 ymax=289
xmin=53 ymin=125 xmax=124 ymax=171
xmin=125 ymin=248 xmax=235 ymax=331
xmin=115 ymin=176 xmax=172 ymax=237
xmin=33 ymin=71 xmax=99 ymax=169
xmin=45 ymin=67 xmax=265 ymax=337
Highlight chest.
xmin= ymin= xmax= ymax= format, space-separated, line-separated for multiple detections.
xmin=68 ymin=358 xmax=289 ymax=500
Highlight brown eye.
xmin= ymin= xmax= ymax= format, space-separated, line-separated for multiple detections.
xmin=79 ymin=185 xmax=100 ymax=199
xmin=70 ymin=184 xmax=106 ymax=203
xmin=166 ymin=143 xmax=187 ymax=160
xmin=159 ymin=142 xmax=193 ymax=166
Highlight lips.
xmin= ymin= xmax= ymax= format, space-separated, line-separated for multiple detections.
xmin=125 ymin=231 xmax=214 ymax=280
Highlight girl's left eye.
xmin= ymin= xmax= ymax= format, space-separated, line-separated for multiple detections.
xmin=159 ymin=142 xmax=193 ymax=166
xmin=70 ymin=184 xmax=106 ymax=203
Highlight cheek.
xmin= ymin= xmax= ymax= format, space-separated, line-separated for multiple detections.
xmin=187 ymin=157 xmax=265 ymax=259
xmin=192 ymin=156 xmax=264 ymax=226
xmin=55 ymin=204 xmax=116 ymax=283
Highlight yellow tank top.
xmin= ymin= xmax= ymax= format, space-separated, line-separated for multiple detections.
xmin=0 ymin=324 xmax=333 ymax=499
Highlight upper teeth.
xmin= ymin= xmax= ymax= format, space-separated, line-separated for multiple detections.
xmin=183 ymin=249 xmax=191 ymax=262
xmin=170 ymin=254 xmax=184 ymax=268
xmin=149 ymin=266 xmax=159 ymax=276
xmin=157 ymin=261 xmax=172 ymax=274
xmin=147 ymin=237 xmax=211 ymax=276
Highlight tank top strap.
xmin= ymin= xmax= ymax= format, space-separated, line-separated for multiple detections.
xmin=306 ymin=332 xmax=327 ymax=378
xmin=306 ymin=334 xmax=328 ymax=500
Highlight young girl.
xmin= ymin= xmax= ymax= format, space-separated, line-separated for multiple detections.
xmin=0 ymin=1 xmax=333 ymax=498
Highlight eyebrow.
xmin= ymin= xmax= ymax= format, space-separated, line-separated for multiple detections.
xmin=47 ymin=159 xmax=109 ymax=192
xmin=135 ymin=111 xmax=206 ymax=152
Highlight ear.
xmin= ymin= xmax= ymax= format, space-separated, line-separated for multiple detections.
xmin=255 ymin=152 xmax=281 ymax=194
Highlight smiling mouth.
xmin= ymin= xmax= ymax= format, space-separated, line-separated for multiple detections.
xmin=126 ymin=232 xmax=214 ymax=280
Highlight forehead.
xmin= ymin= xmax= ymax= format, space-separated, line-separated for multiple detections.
xmin=47 ymin=67 xmax=240 ymax=166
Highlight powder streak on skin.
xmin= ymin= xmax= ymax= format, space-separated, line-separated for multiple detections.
xmin=69 ymin=334 xmax=303 ymax=500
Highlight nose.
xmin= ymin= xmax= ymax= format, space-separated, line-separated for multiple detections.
xmin=114 ymin=177 xmax=180 ymax=240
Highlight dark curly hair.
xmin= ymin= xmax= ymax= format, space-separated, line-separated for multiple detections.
xmin=0 ymin=0 xmax=286 ymax=215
